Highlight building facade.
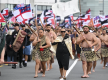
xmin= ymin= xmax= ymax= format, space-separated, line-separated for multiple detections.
xmin=0 ymin=0 xmax=108 ymax=17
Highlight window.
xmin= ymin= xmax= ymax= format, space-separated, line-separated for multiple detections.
xmin=37 ymin=5 xmax=42 ymax=11
xmin=42 ymin=5 xmax=47 ymax=10
xmin=6 ymin=4 xmax=15 ymax=10
xmin=10 ymin=5 xmax=13 ymax=10
xmin=47 ymin=6 xmax=52 ymax=10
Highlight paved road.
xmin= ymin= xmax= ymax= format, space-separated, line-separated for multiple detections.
xmin=0 ymin=59 xmax=108 ymax=80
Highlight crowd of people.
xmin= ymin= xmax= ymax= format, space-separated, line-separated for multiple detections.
xmin=0 ymin=23 xmax=108 ymax=79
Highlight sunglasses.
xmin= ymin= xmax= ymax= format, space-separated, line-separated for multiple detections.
xmin=61 ymin=31 xmax=66 ymax=33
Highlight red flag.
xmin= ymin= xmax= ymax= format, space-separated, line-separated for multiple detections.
xmin=1 ymin=8 xmax=8 ymax=16
xmin=0 ymin=13 xmax=5 ymax=22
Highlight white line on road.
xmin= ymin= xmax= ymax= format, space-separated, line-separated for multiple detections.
xmin=60 ymin=59 xmax=78 ymax=80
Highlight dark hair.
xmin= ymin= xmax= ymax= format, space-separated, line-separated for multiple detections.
xmin=20 ymin=24 xmax=25 ymax=27
xmin=39 ymin=28 xmax=44 ymax=32
xmin=14 ymin=23 xmax=19 ymax=27
xmin=38 ymin=23 xmax=41 ymax=26
xmin=102 ymin=29 xmax=106 ymax=31
xmin=46 ymin=24 xmax=51 ymax=27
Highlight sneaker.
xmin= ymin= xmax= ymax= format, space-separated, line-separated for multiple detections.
xmin=22 ymin=60 xmax=25 ymax=67
xmin=19 ymin=64 xmax=22 ymax=68
xmin=105 ymin=64 xmax=107 ymax=67
xmin=24 ymin=63 xmax=27 ymax=67
xmin=12 ymin=64 xmax=16 ymax=69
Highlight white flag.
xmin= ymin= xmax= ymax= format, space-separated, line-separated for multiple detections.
xmin=52 ymin=0 xmax=80 ymax=20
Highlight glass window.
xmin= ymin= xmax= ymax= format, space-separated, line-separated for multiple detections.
xmin=10 ymin=4 xmax=13 ymax=10
xmin=42 ymin=5 xmax=47 ymax=10
xmin=37 ymin=5 xmax=42 ymax=11
xmin=47 ymin=6 xmax=52 ymax=10
xmin=8 ymin=4 xmax=11 ymax=10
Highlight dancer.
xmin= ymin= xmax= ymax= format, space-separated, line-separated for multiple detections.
xmin=76 ymin=26 xmax=97 ymax=78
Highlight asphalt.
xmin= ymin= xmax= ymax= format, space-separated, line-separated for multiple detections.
xmin=0 ymin=59 xmax=108 ymax=80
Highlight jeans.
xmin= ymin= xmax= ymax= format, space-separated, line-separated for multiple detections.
xmin=7 ymin=56 xmax=14 ymax=62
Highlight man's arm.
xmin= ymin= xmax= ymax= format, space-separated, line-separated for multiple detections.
xmin=53 ymin=31 xmax=57 ymax=40
xmin=103 ymin=36 xmax=108 ymax=45
xmin=95 ymin=39 xmax=101 ymax=51
xmin=29 ymin=33 xmax=36 ymax=41
xmin=91 ymin=34 xmax=98 ymax=47
xmin=76 ymin=35 xmax=84 ymax=45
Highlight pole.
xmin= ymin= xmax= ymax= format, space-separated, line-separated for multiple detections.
xmin=25 ymin=0 xmax=26 ymax=5
xmin=35 ymin=4 xmax=37 ymax=19
xmin=0 ymin=0 xmax=1 ymax=11
xmin=103 ymin=0 xmax=104 ymax=15
xmin=79 ymin=0 xmax=82 ymax=29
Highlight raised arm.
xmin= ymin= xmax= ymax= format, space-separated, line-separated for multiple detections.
xmin=76 ymin=35 xmax=84 ymax=45
xmin=32 ymin=37 xmax=40 ymax=46
xmin=29 ymin=33 xmax=36 ymax=41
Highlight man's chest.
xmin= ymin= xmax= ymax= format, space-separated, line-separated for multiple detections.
xmin=83 ymin=34 xmax=93 ymax=41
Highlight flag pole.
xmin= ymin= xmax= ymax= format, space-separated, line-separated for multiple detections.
xmin=79 ymin=0 xmax=82 ymax=29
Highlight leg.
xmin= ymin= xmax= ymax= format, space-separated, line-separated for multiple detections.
xmin=50 ymin=55 xmax=54 ymax=69
xmin=7 ymin=56 xmax=11 ymax=66
xmin=18 ymin=48 xmax=23 ymax=68
xmin=41 ymin=61 xmax=47 ymax=77
xmin=34 ymin=59 xmax=40 ymax=78
xmin=63 ymin=68 xmax=67 ymax=78
xmin=103 ymin=57 xmax=107 ymax=69
xmin=77 ymin=53 xmax=80 ymax=59
xmin=7 ymin=56 xmax=11 ymax=62
xmin=46 ymin=60 xmax=50 ymax=71
xmin=100 ymin=54 xmax=103 ymax=64
xmin=12 ymin=51 xmax=17 ymax=69
xmin=59 ymin=68 xmax=63 ymax=78
xmin=82 ymin=61 xmax=89 ymax=78
xmin=0 ymin=47 xmax=5 ymax=64
xmin=87 ymin=62 xmax=92 ymax=74
xmin=24 ymin=55 xmax=28 ymax=67
xmin=93 ymin=61 xmax=96 ymax=72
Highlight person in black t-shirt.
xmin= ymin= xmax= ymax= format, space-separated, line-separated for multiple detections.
xmin=21 ymin=24 xmax=32 ymax=67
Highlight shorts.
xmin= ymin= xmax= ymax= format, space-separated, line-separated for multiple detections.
xmin=23 ymin=45 xmax=31 ymax=55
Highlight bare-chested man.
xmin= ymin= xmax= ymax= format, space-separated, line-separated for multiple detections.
xmin=99 ymin=29 xmax=108 ymax=69
xmin=45 ymin=24 xmax=57 ymax=71
xmin=76 ymin=26 xmax=97 ymax=78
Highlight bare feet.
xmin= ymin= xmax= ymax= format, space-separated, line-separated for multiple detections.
xmin=42 ymin=74 xmax=45 ymax=77
xmin=88 ymin=71 xmax=91 ymax=74
xmin=103 ymin=67 xmax=105 ymax=69
xmin=86 ymin=75 xmax=89 ymax=78
xmin=34 ymin=75 xmax=38 ymax=78
xmin=100 ymin=60 xmax=103 ymax=64
xmin=92 ymin=69 xmax=95 ymax=72
xmin=81 ymin=75 xmax=89 ymax=78
xmin=50 ymin=66 xmax=52 ymax=69
xmin=46 ymin=68 xmax=50 ymax=71
xmin=38 ymin=71 xmax=40 ymax=73
xmin=59 ymin=76 xmax=63 ymax=79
